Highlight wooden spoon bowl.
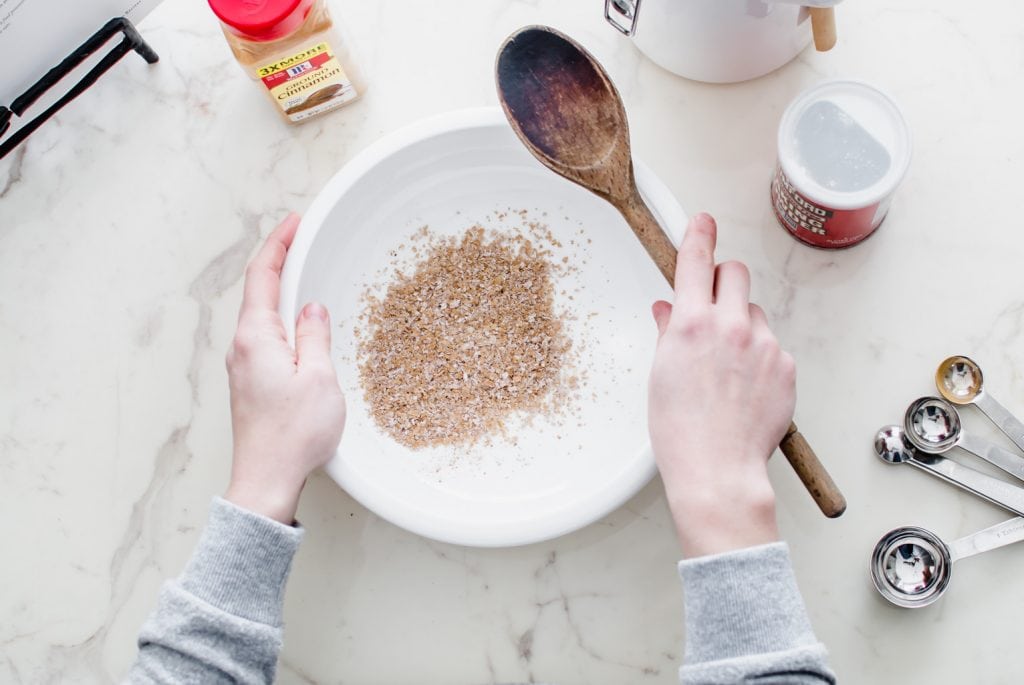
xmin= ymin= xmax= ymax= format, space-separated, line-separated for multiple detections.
xmin=496 ymin=26 xmax=677 ymax=284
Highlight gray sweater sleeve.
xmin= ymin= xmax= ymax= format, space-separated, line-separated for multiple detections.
xmin=125 ymin=497 xmax=303 ymax=684
xmin=677 ymin=542 xmax=836 ymax=685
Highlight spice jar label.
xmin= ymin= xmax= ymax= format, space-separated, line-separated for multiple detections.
xmin=770 ymin=166 xmax=886 ymax=248
xmin=256 ymin=42 xmax=357 ymax=122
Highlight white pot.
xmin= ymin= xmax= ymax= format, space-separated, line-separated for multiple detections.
xmin=605 ymin=0 xmax=843 ymax=84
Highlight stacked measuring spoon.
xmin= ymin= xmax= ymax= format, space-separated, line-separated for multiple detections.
xmin=871 ymin=355 xmax=1024 ymax=608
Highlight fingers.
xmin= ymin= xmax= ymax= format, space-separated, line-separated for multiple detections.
xmin=241 ymin=213 xmax=301 ymax=319
xmin=748 ymin=303 xmax=769 ymax=329
xmin=749 ymin=303 xmax=776 ymax=344
xmin=651 ymin=300 xmax=673 ymax=338
xmin=748 ymin=303 xmax=796 ymax=387
xmin=295 ymin=302 xmax=334 ymax=370
xmin=712 ymin=261 xmax=750 ymax=314
xmin=673 ymin=213 xmax=717 ymax=307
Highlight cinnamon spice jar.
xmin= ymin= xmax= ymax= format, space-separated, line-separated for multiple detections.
xmin=208 ymin=0 xmax=365 ymax=124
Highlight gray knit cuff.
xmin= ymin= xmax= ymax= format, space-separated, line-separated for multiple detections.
xmin=179 ymin=497 xmax=304 ymax=627
xmin=677 ymin=542 xmax=818 ymax=664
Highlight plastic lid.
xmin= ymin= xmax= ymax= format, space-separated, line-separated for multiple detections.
xmin=208 ymin=0 xmax=312 ymax=39
xmin=777 ymin=80 xmax=911 ymax=209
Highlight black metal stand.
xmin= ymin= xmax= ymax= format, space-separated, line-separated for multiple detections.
xmin=0 ymin=17 xmax=158 ymax=160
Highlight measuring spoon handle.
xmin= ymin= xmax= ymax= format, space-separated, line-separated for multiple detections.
xmin=974 ymin=393 xmax=1024 ymax=454
xmin=957 ymin=433 xmax=1024 ymax=483
xmin=948 ymin=516 xmax=1024 ymax=562
xmin=909 ymin=453 xmax=1024 ymax=517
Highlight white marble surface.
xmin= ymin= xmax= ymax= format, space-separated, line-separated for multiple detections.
xmin=3 ymin=0 xmax=1024 ymax=682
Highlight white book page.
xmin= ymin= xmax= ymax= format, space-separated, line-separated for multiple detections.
xmin=0 ymin=0 xmax=163 ymax=104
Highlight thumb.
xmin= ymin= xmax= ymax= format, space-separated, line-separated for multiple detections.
xmin=651 ymin=300 xmax=672 ymax=338
xmin=295 ymin=302 xmax=332 ymax=368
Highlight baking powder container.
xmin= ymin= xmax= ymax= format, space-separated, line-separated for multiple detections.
xmin=771 ymin=80 xmax=911 ymax=249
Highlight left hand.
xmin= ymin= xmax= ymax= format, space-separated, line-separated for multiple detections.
xmin=223 ymin=213 xmax=346 ymax=524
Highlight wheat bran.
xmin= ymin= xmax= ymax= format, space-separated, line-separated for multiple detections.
xmin=356 ymin=225 xmax=575 ymax=449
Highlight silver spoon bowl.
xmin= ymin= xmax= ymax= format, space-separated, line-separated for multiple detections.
xmin=936 ymin=355 xmax=1024 ymax=453
xmin=871 ymin=526 xmax=951 ymax=608
xmin=871 ymin=517 xmax=1024 ymax=608
xmin=904 ymin=397 xmax=1024 ymax=482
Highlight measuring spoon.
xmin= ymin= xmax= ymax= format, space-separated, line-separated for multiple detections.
xmin=936 ymin=355 xmax=1024 ymax=453
xmin=875 ymin=425 xmax=1024 ymax=517
xmin=495 ymin=25 xmax=846 ymax=518
xmin=870 ymin=516 xmax=1024 ymax=608
xmin=904 ymin=397 xmax=1024 ymax=483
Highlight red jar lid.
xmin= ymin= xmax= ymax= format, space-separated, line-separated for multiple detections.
xmin=208 ymin=0 xmax=314 ymax=40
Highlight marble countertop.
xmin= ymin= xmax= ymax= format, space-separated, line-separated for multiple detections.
xmin=4 ymin=0 xmax=1024 ymax=682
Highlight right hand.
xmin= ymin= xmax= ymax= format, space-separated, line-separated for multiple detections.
xmin=647 ymin=213 xmax=796 ymax=557
xmin=224 ymin=213 xmax=347 ymax=524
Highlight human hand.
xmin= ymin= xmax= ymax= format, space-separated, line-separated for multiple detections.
xmin=224 ymin=214 xmax=346 ymax=524
xmin=648 ymin=213 xmax=795 ymax=558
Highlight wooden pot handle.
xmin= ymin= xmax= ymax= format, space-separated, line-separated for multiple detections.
xmin=781 ymin=421 xmax=847 ymax=517
xmin=810 ymin=7 xmax=837 ymax=52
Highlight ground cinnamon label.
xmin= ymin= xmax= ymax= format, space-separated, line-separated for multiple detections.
xmin=255 ymin=41 xmax=357 ymax=121
xmin=208 ymin=0 xmax=365 ymax=124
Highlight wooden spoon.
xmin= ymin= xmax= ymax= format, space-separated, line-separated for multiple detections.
xmin=495 ymin=25 xmax=846 ymax=518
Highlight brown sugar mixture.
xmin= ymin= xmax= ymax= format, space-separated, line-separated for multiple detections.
xmin=356 ymin=225 xmax=574 ymax=449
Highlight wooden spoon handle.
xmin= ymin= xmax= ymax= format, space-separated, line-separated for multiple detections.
xmin=781 ymin=422 xmax=847 ymax=517
xmin=810 ymin=7 xmax=837 ymax=52
xmin=619 ymin=190 xmax=679 ymax=286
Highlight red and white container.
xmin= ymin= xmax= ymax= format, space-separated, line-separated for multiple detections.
xmin=771 ymin=80 xmax=911 ymax=249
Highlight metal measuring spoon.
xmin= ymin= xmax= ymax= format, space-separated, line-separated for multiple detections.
xmin=874 ymin=425 xmax=1024 ymax=517
xmin=870 ymin=516 xmax=1024 ymax=608
xmin=936 ymin=355 xmax=1024 ymax=453
xmin=904 ymin=397 xmax=1024 ymax=482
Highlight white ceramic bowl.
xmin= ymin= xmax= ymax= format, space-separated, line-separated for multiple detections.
xmin=280 ymin=107 xmax=686 ymax=547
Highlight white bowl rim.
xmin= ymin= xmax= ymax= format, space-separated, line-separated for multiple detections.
xmin=279 ymin=106 xmax=687 ymax=547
